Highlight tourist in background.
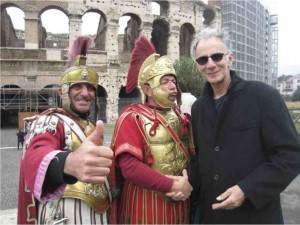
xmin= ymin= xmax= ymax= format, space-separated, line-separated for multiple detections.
xmin=16 ymin=129 xmax=25 ymax=150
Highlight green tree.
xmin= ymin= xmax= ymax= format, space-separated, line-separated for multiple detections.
xmin=174 ymin=56 xmax=205 ymax=97
xmin=292 ymin=87 xmax=300 ymax=101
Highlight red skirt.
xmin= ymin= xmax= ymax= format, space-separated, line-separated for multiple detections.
xmin=118 ymin=180 xmax=190 ymax=224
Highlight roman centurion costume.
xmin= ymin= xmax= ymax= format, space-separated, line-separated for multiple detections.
xmin=109 ymin=35 xmax=195 ymax=224
xmin=17 ymin=37 xmax=111 ymax=225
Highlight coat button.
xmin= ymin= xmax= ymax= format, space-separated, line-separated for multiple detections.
xmin=215 ymin=146 xmax=220 ymax=151
xmin=214 ymin=174 xmax=219 ymax=180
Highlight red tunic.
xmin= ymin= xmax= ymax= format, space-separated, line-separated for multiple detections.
xmin=111 ymin=104 xmax=190 ymax=224
xmin=17 ymin=109 xmax=77 ymax=224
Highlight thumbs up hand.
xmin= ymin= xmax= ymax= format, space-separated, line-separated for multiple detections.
xmin=64 ymin=120 xmax=113 ymax=184
xmin=86 ymin=120 xmax=104 ymax=146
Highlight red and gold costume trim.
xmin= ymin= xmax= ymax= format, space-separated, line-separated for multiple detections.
xmin=110 ymin=103 xmax=193 ymax=224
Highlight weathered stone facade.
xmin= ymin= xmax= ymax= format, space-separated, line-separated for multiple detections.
xmin=0 ymin=0 xmax=220 ymax=124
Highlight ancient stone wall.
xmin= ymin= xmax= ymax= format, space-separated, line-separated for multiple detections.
xmin=0 ymin=0 xmax=221 ymax=123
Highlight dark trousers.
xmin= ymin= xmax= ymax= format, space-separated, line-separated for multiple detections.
xmin=18 ymin=141 xmax=24 ymax=150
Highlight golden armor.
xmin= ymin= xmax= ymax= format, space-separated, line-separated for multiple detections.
xmin=140 ymin=110 xmax=189 ymax=175
xmin=62 ymin=118 xmax=110 ymax=213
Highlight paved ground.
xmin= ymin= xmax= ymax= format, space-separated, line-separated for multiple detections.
xmin=1 ymin=127 xmax=300 ymax=224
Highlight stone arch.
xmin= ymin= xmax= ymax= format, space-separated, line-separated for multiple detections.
xmin=40 ymin=84 xmax=60 ymax=108
xmin=39 ymin=6 xmax=69 ymax=48
xmin=39 ymin=5 xmax=69 ymax=18
xmin=1 ymin=4 xmax=25 ymax=47
xmin=1 ymin=84 xmax=22 ymax=102
xmin=83 ymin=9 xmax=107 ymax=51
xmin=179 ymin=23 xmax=195 ymax=57
xmin=150 ymin=2 xmax=160 ymax=15
xmin=151 ymin=19 xmax=170 ymax=56
xmin=0 ymin=0 xmax=216 ymax=126
xmin=152 ymin=1 xmax=169 ymax=17
xmin=118 ymin=86 xmax=142 ymax=115
xmin=1 ymin=84 xmax=22 ymax=127
xmin=120 ymin=13 xmax=141 ymax=53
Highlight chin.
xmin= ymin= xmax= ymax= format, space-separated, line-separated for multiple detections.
xmin=208 ymin=76 xmax=223 ymax=84
xmin=75 ymin=106 xmax=90 ymax=113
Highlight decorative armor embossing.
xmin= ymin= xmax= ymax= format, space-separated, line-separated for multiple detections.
xmin=141 ymin=110 xmax=189 ymax=176
xmin=84 ymin=183 xmax=108 ymax=199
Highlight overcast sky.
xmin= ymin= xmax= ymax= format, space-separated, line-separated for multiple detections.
xmin=261 ymin=0 xmax=300 ymax=76
xmin=6 ymin=0 xmax=300 ymax=76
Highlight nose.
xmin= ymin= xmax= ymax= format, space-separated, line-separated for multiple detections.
xmin=169 ymin=81 xmax=177 ymax=90
xmin=80 ymin=85 xmax=89 ymax=95
xmin=206 ymin=57 xmax=216 ymax=68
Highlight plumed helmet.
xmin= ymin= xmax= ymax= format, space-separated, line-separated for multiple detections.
xmin=126 ymin=35 xmax=181 ymax=109
xmin=60 ymin=36 xmax=99 ymax=111
xmin=59 ymin=56 xmax=99 ymax=89
xmin=138 ymin=54 xmax=176 ymax=89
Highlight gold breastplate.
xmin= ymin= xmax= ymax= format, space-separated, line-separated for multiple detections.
xmin=142 ymin=110 xmax=189 ymax=176
xmin=62 ymin=118 xmax=109 ymax=213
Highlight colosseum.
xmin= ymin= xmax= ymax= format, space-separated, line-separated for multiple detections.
xmin=0 ymin=0 xmax=220 ymax=126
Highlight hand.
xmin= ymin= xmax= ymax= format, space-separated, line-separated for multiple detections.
xmin=64 ymin=120 xmax=113 ymax=184
xmin=166 ymin=191 xmax=184 ymax=201
xmin=165 ymin=176 xmax=184 ymax=201
xmin=212 ymin=185 xmax=246 ymax=210
xmin=165 ymin=169 xmax=193 ymax=201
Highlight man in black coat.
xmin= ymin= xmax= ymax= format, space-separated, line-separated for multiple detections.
xmin=189 ymin=27 xmax=300 ymax=224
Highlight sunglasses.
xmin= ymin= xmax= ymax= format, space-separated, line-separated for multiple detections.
xmin=195 ymin=53 xmax=227 ymax=65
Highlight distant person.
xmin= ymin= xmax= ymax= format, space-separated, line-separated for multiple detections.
xmin=17 ymin=36 xmax=113 ymax=225
xmin=188 ymin=27 xmax=300 ymax=224
xmin=16 ymin=129 xmax=25 ymax=150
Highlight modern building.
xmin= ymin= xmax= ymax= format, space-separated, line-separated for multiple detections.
xmin=277 ymin=74 xmax=300 ymax=98
xmin=270 ymin=14 xmax=278 ymax=87
xmin=209 ymin=0 xmax=278 ymax=87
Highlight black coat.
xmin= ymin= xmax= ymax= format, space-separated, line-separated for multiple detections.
xmin=189 ymin=71 xmax=300 ymax=224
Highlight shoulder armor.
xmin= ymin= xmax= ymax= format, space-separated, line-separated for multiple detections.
xmin=24 ymin=114 xmax=59 ymax=151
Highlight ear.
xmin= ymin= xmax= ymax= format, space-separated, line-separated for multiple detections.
xmin=227 ymin=53 xmax=234 ymax=67
xmin=57 ymin=88 xmax=62 ymax=96
xmin=142 ymin=83 xmax=153 ymax=97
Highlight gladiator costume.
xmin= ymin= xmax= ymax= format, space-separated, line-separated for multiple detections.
xmin=17 ymin=37 xmax=110 ymax=225
xmin=110 ymin=36 xmax=194 ymax=224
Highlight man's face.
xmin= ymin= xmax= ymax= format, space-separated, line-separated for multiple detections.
xmin=69 ymin=83 xmax=96 ymax=113
xmin=144 ymin=74 xmax=178 ymax=107
xmin=195 ymin=37 xmax=233 ymax=86
xmin=159 ymin=75 xmax=178 ymax=102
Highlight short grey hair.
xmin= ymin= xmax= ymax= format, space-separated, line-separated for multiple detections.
xmin=190 ymin=27 xmax=232 ymax=60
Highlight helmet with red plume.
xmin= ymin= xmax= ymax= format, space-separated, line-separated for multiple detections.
xmin=126 ymin=35 xmax=181 ymax=108
xmin=59 ymin=36 xmax=99 ymax=112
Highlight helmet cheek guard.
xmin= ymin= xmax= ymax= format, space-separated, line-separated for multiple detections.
xmin=139 ymin=55 xmax=181 ymax=109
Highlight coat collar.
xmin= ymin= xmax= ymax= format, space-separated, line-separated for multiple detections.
xmin=202 ymin=70 xmax=245 ymax=98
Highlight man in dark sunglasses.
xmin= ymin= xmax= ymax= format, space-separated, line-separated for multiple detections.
xmin=188 ymin=27 xmax=300 ymax=224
